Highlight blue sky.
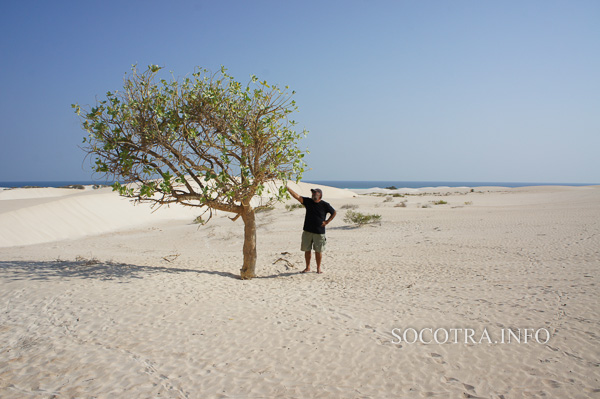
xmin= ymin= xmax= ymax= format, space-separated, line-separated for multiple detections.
xmin=1 ymin=0 xmax=598 ymax=183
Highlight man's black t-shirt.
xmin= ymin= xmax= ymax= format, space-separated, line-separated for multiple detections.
xmin=302 ymin=197 xmax=335 ymax=234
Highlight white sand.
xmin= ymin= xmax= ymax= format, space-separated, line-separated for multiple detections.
xmin=0 ymin=184 xmax=599 ymax=398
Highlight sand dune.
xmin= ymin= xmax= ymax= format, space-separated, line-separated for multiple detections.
xmin=0 ymin=188 xmax=200 ymax=248
xmin=0 ymin=184 xmax=599 ymax=398
xmin=0 ymin=181 xmax=354 ymax=248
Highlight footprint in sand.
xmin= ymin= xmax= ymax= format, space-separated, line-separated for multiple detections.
xmin=364 ymin=324 xmax=377 ymax=332
xmin=463 ymin=383 xmax=475 ymax=391
xmin=441 ymin=376 xmax=459 ymax=383
xmin=430 ymin=352 xmax=446 ymax=364
xmin=462 ymin=393 xmax=486 ymax=399
xmin=542 ymin=379 xmax=561 ymax=389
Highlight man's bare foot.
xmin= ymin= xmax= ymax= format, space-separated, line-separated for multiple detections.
xmin=301 ymin=268 xmax=311 ymax=273
xmin=317 ymin=269 xmax=323 ymax=274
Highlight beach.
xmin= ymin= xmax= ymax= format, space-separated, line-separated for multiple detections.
xmin=0 ymin=183 xmax=599 ymax=398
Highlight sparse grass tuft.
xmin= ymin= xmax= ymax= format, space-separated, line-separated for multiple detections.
xmin=433 ymin=200 xmax=447 ymax=205
xmin=285 ymin=203 xmax=304 ymax=211
xmin=255 ymin=206 xmax=275 ymax=213
xmin=464 ymin=201 xmax=473 ymax=205
xmin=341 ymin=204 xmax=358 ymax=209
xmin=395 ymin=202 xmax=407 ymax=208
xmin=75 ymin=256 xmax=100 ymax=265
xmin=344 ymin=210 xmax=382 ymax=226
xmin=383 ymin=196 xmax=394 ymax=203
xmin=193 ymin=216 xmax=205 ymax=224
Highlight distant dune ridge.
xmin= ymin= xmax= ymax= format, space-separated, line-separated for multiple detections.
xmin=0 ymin=182 xmax=599 ymax=397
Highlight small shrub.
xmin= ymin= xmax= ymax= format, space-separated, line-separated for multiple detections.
xmin=385 ymin=185 xmax=398 ymax=190
xmin=395 ymin=202 xmax=407 ymax=208
xmin=464 ymin=201 xmax=473 ymax=205
xmin=285 ymin=203 xmax=304 ymax=211
xmin=392 ymin=193 xmax=404 ymax=197
xmin=383 ymin=196 xmax=394 ymax=203
xmin=60 ymin=184 xmax=85 ymax=190
xmin=421 ymin=204 xmax=431 ymax=208
xmin=193 ymin=216 xmax=205 ymax=224
xmin=433 ymin=200 xmax=447 ymax=205
xmin=341 ymin=204 xmax=358 ymax=209
xmin=344 ymin=210 xmax=382 ymax=226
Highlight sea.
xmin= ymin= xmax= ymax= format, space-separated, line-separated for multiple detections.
xmin=0 ymin=181 xmax=116 ymax=189
xmin=0 ymin=180 xmax=596 ymax=190
xmin=306 ymin=181 xmax=597 ymax=190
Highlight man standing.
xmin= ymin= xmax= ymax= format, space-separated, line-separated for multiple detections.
xmin=286 ymin=184 xmax=336 ymax=274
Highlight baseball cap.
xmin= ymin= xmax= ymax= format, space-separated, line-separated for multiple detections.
xmin=310 ymin=188 xmax=323 ymax=197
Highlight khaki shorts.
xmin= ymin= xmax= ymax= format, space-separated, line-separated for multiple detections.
xmin=301 ymin=230 xmax=327 ymax=252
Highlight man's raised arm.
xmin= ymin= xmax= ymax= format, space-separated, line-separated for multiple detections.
xmin=286 ymin=184 xmax=303 ymax=204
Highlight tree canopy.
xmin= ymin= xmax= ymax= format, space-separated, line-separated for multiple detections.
xmin=73 ymin=64 xmax=308 ymax=279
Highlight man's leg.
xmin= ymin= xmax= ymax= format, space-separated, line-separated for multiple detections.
xmin=315 ymin=251 xmax=323 ymax=274
xmin=300 ymin=231 xmax=312 ymax=273
xmin=303 ymin=251 xmax=311 ymax=272
xmin=313 ymin=233 xmax=326 ymax=274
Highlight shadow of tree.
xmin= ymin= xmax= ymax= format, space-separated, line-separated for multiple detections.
xmin=0 ymin=260 xmax=307 ymax=282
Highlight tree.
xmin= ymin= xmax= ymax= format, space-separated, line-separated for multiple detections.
xmin=72 ymin=64 xmax=308 ymax=279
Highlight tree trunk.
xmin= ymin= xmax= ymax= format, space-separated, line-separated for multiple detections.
xmin=240 ymin=208 xmax=257 ymax=279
